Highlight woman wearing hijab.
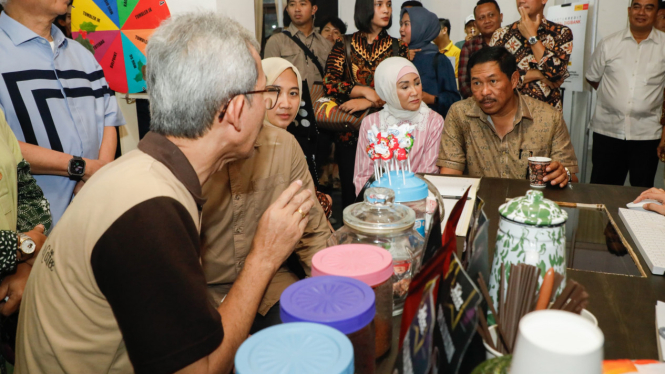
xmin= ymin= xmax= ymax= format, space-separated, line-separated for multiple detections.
xmin=323 ymin=0 xmax=409 ymax=210
xmin=400 ymin=6 xmax=460 ymax=118
xmin=262 ymin=58 xmax=333 ymax=218
xmin=353 ymin=57 xmax=443 ymax=195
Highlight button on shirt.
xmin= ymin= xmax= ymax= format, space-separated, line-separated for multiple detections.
xmin=586 ymin=28 xmax=665 ymax=141
xmin=0 ymin=12 xmax=125 ymax=226
xmin=438 ymin=94 xmax=579 ymax=178
xmin=264 ymin=23 xmax=333 ymax=92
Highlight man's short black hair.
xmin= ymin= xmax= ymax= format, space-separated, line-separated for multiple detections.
xmin=355 ymin=0 xmax=392 ymax=34
xmin=468 ymin=46 xmax=517 ymax=79
xmin=438 ymin=18 xmax=451 ymax=34
xmin=401 ymin=1 xmax=423 ymax=9
xmin=659 ymin=0 xmax=665 ymax=10
xmin=287 ymin=0 xmax=317 ymax=5
xmin=474 ymin=0 xmax=501 ymax=17
xmin=320 ymin=17 xmax=348 ymax=35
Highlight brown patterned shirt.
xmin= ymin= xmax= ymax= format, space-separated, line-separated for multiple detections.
xmin=438 ymin=93 xmax=579 ymax=179
xmin=490 ymin=19 xmax=573 ymax=111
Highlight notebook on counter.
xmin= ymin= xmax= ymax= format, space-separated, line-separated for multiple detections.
xmin=619 ymin=208 xmax=665 ymax=275
xmin=424 ymin=176 xmax=481 ymax=237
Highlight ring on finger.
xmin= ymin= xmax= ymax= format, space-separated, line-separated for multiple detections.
xmin=297 ymin=208 xmax=306 ymax=219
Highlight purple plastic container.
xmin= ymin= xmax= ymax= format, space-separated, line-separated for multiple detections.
xmin=280 ymin=276 xmax=377 ymax=374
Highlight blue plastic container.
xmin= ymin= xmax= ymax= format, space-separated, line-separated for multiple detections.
xmin=280 ymin=276 xmax=376 ymax=374
xmin=235 ymin=322 xmax=354 ymax=374
xmin=371 ymin=171 xmax=428 ymax=236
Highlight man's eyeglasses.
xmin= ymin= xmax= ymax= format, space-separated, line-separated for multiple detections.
xmin=218 ymin=86 xmax=281 ymax=122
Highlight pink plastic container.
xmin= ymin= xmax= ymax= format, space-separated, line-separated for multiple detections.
xmin=312 ymin=244 xmax=394 ymax=358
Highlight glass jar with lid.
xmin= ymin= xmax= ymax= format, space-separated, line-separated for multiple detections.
xmin=327 ymin=187 xmax=425 ymax=316
xmin=312 ymin=244 xmax=394 ymax=358
xmin=280 ymin=276 xmax=376 ymax=374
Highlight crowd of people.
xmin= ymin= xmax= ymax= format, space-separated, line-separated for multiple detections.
xmin=0 ymin=0 xmax=663 ymax=372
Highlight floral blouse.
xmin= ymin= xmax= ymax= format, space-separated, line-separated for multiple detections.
xmin=323 ymin=30 xmax=408 ymax=144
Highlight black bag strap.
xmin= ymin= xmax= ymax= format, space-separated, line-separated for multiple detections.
xmin=392 ymin=38 xmax=399 ymax=56
xmin=282 ymin=30 xmax=325 ymax=78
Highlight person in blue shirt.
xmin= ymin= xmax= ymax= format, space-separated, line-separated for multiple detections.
xmin=400 ymin=6 xmax=461 ymax=118
xmin=0 ymin=0 xmax=124 ymax=227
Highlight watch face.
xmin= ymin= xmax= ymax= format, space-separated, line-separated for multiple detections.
xmin=21 ymin=240 xmax=35 ymax=255
xmin=69 ymin=159 xmax=85 ymax=176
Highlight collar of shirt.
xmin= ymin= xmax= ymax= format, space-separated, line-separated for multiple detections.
xmin=287 ymin=22 xmax=321 ymax=40
xmin=622 ymin=27 xmax=661 ymax=44
xmin=138 ymin=132 xmax=207 ymax=207
xmin=0 ymin=11 xmax=66 ymax=49
xmin=466 ymin=92 xmax=533 ymax=130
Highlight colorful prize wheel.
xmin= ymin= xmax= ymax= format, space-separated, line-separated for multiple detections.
xmin=71 ymin=0 xmax=171 ymax=94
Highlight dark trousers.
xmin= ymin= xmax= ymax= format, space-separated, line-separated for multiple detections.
xmin=590 ymin=132 xmax=660 ymax=188
xmin=250 ymin=302 xmax=282 ymax=334
xmin=335 ymin=142 xmax=358 ymax=210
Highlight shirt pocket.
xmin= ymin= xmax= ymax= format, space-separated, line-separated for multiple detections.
xmin=280 ymin=44 xmax=301 ymax=61
xmin=644 ymin=63 xmax=665 ymax=86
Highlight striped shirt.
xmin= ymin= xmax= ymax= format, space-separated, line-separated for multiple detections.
xmin=0 ymin=11 xmax=125 ymax=226
xmin=354 ymin=110 xmax=443 ymax=195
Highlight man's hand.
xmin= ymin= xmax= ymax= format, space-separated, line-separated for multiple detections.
xmin=249 ymin=180 xmax=315 ymax=271
xmin=518 ymin=7 xmax=541 ymax=39
xmin=22 ymin=224 xmax=46 ymax=265
xmin=0 ymin=263 xmax=31 ymax=316
xmin=339 ymin=98 xmax=374 ymax=114
xmin=82 ymin=158 xmax=109 ymax=181
xmin=542 ymin=161 xmax=570 ymax=188
xmin=408 ymin=48 xmax=421 ymax=61
xmin=633 ymin=188 xmax=665 ymax=216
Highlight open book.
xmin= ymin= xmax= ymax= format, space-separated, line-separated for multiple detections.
xmin=424 ymin=175 xmax=481 ymax=237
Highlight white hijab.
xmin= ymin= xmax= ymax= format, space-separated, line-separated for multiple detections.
xmin=374 ymin=57 xmax=431 ymax=130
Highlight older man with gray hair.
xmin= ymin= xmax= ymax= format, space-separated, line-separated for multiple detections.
xmin=14 ymin=12 xmax=315 ymax=374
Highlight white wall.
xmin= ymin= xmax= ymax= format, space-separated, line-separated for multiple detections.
xmin=117 ymin=0 xmax=257 ymax=154
xmin=339 ymin=0 xmax=407 ymax=38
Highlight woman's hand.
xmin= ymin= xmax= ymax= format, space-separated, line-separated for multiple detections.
xmin=339 ymin=98 xmax=374 ymax=114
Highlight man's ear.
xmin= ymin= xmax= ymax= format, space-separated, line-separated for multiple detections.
xmin=222 ymin=96 xmax=246 ymax=133
xmin=511 ymin=71 xmax=520 ymax=89
xmin=312 ymin=5 xmax=318 ymax=16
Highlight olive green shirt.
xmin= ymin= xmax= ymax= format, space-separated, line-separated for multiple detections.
xmin=438 ymin=94 xmax=579 ymax=179
xmin=0 ymin=109 xmax=22 ymax=232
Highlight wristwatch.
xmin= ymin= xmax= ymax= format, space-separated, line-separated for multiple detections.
xmin=528 ymin=35 xmax=539 ymax=45
xmin=17 ymin=233 xmax=36 ymax=262
xmin=68 ymin=156 xmax=86 ymax=179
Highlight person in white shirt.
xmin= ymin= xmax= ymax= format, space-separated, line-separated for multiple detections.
xmin=586 ymin=0 xmax=665 ymax=187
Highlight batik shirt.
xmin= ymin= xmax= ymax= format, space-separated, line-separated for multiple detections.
xmin=490 ymin=19 xmax=573 ymax=111
xmin=323 ymin=30 xmax=408 ymax=144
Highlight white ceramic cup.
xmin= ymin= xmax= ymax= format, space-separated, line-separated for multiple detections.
xmin=510 ymin=310 xmax=604 ymax=374
xmin=483 ymin=309 xmax=598 ymax=360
